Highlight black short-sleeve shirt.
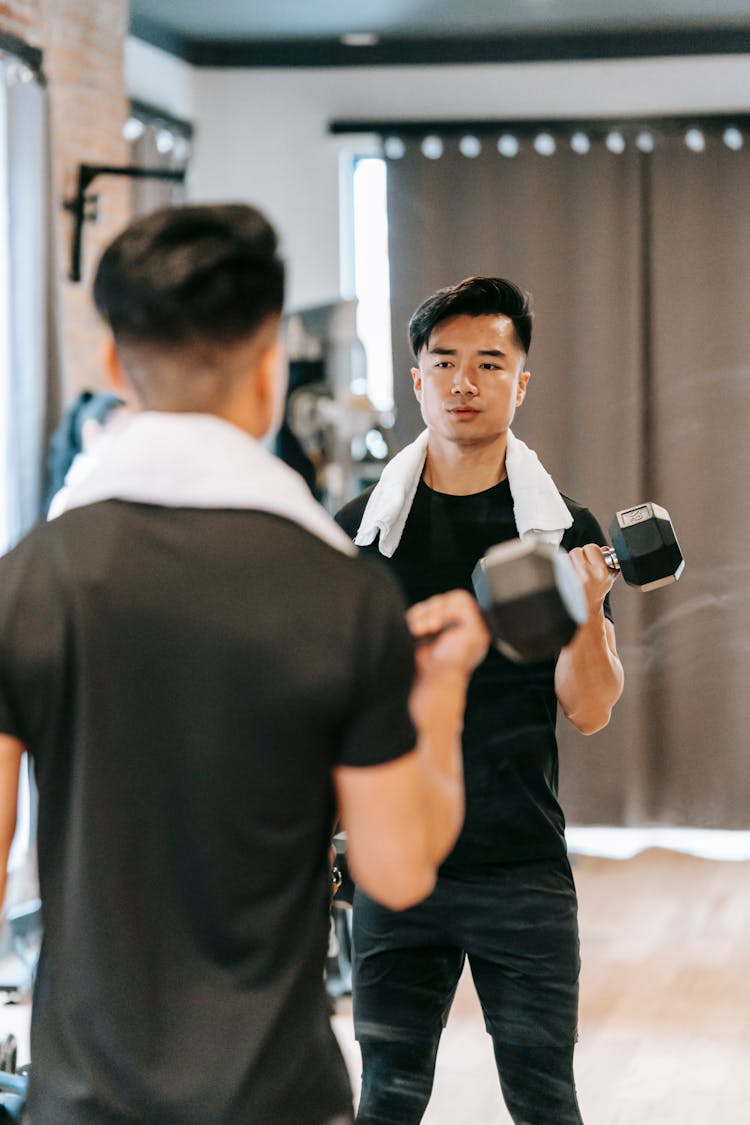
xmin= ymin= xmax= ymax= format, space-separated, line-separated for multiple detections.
xmin=337 ymin=476 xmax=612 ymax=868
xmin=0 ymin=502 xmax=416 ymax=1125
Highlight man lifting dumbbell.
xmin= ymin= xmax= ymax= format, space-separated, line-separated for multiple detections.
xmin=336 ymin=276 xmax=625 ymax=1125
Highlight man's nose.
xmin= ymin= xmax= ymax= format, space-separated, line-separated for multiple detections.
xmin=451 ymin=366 xmax=477 ymax=394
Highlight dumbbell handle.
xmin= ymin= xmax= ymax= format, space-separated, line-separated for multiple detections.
xmin=601 ymin=546 xmax=620 ymax=573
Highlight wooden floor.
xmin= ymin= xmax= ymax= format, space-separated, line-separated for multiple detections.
xmin=3 ymin=849 xmax=749 ymax=1123
xmin=333 ymin=849 xmax=750 ymax=1124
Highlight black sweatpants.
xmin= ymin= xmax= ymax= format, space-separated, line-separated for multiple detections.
xmin=352 ymin=857 xmax=583 ymax=1125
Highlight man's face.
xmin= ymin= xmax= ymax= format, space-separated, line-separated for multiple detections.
xmin=411 ymin=313 xmax=530 ymax=446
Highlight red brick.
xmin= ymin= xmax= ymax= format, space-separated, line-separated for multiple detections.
xmin=4 ymin=0 xmax=130 ymax=394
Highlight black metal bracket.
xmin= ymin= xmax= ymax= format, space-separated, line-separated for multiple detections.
xmin=63 ymin=163 xmax=187 ymax=283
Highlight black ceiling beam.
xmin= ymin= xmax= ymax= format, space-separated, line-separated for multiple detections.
xmin=128 ymin=23 xmax=750 ymax=68
xmin=129 ymin=13 xmax=190 ymax=60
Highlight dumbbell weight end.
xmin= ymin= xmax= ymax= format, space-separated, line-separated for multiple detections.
xmin=472 ymin=538 xmax=588 ymax=664
xmin=606 ymin=502 xmax=685 ymax=591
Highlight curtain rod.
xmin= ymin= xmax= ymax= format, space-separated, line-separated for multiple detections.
xmin=329 ymin=112 xmax=750 ymax=137
xmin=0 ymin=31 xmax=44 ymax=85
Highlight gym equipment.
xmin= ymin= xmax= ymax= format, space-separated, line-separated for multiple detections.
xmin=331 ymin=837 xmax=355 ymax=908
xmin=0 ymin=899 xmax=42 ymax=1005
xmin=0 ymin=1036 xmax=25 ymax=1122
xmin=602 ymin=502 xmax=684 ymax=590
xmin=0 ymin=1040 xmax=16 ymax=1079
xmin=280 ymin=303 xmax=392 ymax=514
xmin=472 ymin=501 xmax=684 ymax=663
xmin=472 ymin=538 xmax=588 ymax=663
xmin=325 ymin=836 xmax=354 ymax=1012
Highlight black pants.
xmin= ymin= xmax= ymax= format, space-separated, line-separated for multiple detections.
xmin=352 ymin=858 xmax=583 ymax=1125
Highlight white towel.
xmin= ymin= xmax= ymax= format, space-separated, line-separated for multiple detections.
xmin=355 ymin=428 xmax=572 ymax=557
xmin=53 ymin=411 xmax=356 ymax=557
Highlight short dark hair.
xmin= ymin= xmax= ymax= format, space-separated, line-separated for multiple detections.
xmin=93 ymin=203 xmax=285 ymax=351
xmin=408 ymin=276 xmax=533 ymax=359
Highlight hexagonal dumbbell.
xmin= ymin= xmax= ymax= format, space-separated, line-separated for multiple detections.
xmin=603 ymin=502 xmax=684 ymax=590
xmin=472 ymin=538 xmax=588 ymax=664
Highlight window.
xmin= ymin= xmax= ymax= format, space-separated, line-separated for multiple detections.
xmin=0 ymin=43 xmax=43 ymax=912
xmin=0 ymin=39 xmax=57 ymax=553
xmin=351 ymin=156 xmax=393 ymax=412
xmin=0 ymin=59 xmax=9 ymax=552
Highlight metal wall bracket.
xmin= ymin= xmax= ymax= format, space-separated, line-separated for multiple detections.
xmin=63 ymin=163 xmax=187 ymax=283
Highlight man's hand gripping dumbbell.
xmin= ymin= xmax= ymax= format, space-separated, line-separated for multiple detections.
xmin=473 ymin=502 xmax=685 ymax=663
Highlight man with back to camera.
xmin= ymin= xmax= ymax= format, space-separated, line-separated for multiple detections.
xmin=336 ymin=277 xmax=625 ymax=1124
xmin=0 ymin=205 xmax=491 ymax=1125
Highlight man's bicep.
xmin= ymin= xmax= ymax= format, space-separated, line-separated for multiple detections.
xmin=566 ymin=507 xmax=615 ymax=624
xmin=335 ymin=752 xmax=419 ymax=829
xmin=0 ymin=735 xmax=24 ymax=830
xmin=337 ymin=569 xmax=417 ymax=769
xmin=333 ymin=752 xmax=434 ymax=907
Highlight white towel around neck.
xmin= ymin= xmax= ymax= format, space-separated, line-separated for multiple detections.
xmin=52 ymin=411 xmax=356 ymax=557
xmin=355 ymin=428 xmax=572 ymax=557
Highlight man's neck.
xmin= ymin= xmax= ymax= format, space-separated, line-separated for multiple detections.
xmin=423 ymin=431 xmax=509 ymax=496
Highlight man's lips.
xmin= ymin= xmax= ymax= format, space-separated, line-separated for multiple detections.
xmin=446 ymin=405 xmax=480 ymax=414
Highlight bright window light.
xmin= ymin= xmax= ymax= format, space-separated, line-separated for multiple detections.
xmin=0 ymin=73 xmax=9 ymax=552
xmin=352 ymin=156 xmax=393 ymax=411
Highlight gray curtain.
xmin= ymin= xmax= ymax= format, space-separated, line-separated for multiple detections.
xmin=1 ymin=59 xmax=62 ymax=550
xmin=385 ymin=126 xmax=750 ymax=827
xmin=643 ymin=133 xmax=750 ymax=826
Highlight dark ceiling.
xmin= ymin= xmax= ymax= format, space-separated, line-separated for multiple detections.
xmin=128 ymin=1 xmax=750 ymax=67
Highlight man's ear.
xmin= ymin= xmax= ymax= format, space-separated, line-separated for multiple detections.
xmin=102 ymin=336 xmax=128 ymax=397
xmin=516 ymin=369 xmax=531 ymax=407
xmin=411 ymin=366 xmax=422 ymax=403
xmin=256 ymin=338 xmax=287 ymax=437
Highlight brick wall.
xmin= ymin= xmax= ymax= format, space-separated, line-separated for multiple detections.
xmin=2 ymin=0 xmax=130 ymax=397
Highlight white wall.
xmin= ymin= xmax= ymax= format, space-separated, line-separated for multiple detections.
xmin=126 ymin=40 xmax=750 ymax=310
xmin=125 ymin=39 xmax=196 ymax=122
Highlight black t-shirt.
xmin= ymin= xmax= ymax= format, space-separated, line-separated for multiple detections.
xmin=337 ymin=476 xmax=612 ymax=868
xmin=0 ymin=502 xmax=416 ymax=1125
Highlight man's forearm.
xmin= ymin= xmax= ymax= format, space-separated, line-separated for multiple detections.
xmin=409 ymin=666 xmax=467 ymax=865
xmin=335 ymin=672 xmax=468 ymax=912
xmin=335 ymin=588 xmax=486 ymax=912
xmin=555 ymin=614 xmax=624 ymax=735
xmin=0 ymin=736 xmax=24 ymax=917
